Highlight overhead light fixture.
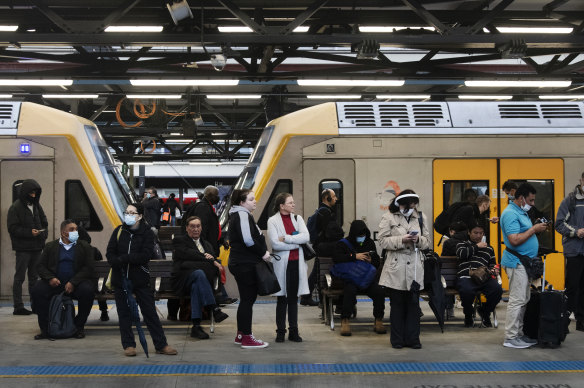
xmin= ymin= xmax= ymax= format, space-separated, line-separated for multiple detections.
xmin=465 ymin=80 xmax=572 ymax=88
xmin=359 ymin=26 xmax=435 ymax=33
xmin=218 ymin=26 xmax=253 ymax=33
xmin=299 ymin=79 xmax=404 ymax=86
xmin=458 ymin=95 xmax=513 ymax=100
xmin=167 ymin=0 xmax=193 ymax=25
xmin=126 ymin=94 xmax=183 ymax=99
xmin=307 ymin=95 xmax=362 ymax=99
xmin=42 ymin=94 xmax=98 ymax=99
xmin=0 ymin=94 xmax=13 ymax=98
xmin=104 ymin=26 xmax=163 ymax=32
xmin=376 ymin=94 xmax=430 ymax=99
xmin=189 ymin=162 xmax=223 ymax=165
xmin=130 ymin=79 xmax=238 ymax=86
xmin=539 ymin=95 xmax=584 ymax=100
xmin=0 ymin=79 xmax=73 ymax=86
xmin=0 ymin=25 xmax=18 ymax=32
xmin=496 ymin=27 xmax=573 ymax=34
xmin=127 ymin=162 xmax=153 ymax=165
xmin=164 ymin=139 xmax=193 ymax=144
xmin=293 ymin=26 xmax=309 ymax=33
xmin=206 ymin=94 xmax=262 ymax=99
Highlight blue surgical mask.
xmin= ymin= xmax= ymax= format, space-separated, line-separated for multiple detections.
xmin=146 ymin=193 xmax=151 ymax=199
xmin=356 ymin=236 xmax=366 ymax=244
xmin=68 ymin=231 xmax=79 ymax=243
xmin=124 ymin=214 xmax=137 ymax=226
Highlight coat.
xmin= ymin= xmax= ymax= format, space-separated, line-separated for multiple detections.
xmin=37 ymin=239 xmax=96 ymax=286
xmin=378 ymin=210 xmax=431 ymax=291
xmin=228 ymin=206 xmax=267 ymax=266
xmin=267 ymin=212 xmax=310 ymax=297
xmin=142 ymin=196 xmax=161 ymax=228
xmin=7 ymin=179 xmax=48 ymax=251
xmin=185 ymin=198 xmax=222 ymax=256
xmin=171 ymin=234 xmax=219 ymax=296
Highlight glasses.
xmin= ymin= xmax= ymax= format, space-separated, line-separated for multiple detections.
xmin=285 ymin=201 xmax=295 ymax=206
xmin=124 ymin=212 xmax=138 ymax=216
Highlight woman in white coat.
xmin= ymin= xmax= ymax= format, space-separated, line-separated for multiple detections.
xmin=267 ymin=193 xmax=310 ymax=343
xmin=378 ymin=190 xmax=431 ymax=349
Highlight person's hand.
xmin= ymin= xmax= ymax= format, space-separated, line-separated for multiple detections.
xmin=31 ymin=229 xmax=40 ymax=236
xmin=356 ymin=253 xmax=369 ymax=261
xmin=476 ymin=242 xmax=488 ymax=248
xmin=262 ymin=251 xmax=271 ymax=261
xmin=213 ymin=261 xmax=222 ymax=270
xmin=49 ymin=278 xmax=61 ymax=287
xmin=492 ymin=266 xmax=500 ymax=276
xmin=402 ymin=234 xmax=416 ymax=243
xmin=533 ymin=222 xmax=548 ymax=233
xmin=204 ymin=253 xmax=214 ymax=260
xmin=64 ymin=282 xmax=74 ymax=294
xmin=278 ymin=235 xmax=286 ymax=242
xmin=577 ymin=228 xmax=584 ymax=238
xmin=490 ymin=217 xmax=499 ymax=223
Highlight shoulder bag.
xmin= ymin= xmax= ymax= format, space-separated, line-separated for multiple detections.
xmin=469 ymin=266 xmax=492 ymax=285
xmin=293 ymin=215 xmax=317 ymax=261
xmin=255 ymin=255 xmax=281 ymax=296
xmin=506 ymin=247 xmax=544 ymax=279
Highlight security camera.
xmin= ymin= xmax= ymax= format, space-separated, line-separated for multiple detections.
xmin=210 ymin=54 xmax=227 ymax=71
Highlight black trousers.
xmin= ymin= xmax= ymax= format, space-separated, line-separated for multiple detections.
xmin=276 ymin=260 xmax=299 ymax=331
xmin=229 ymin=263 xmax=258 ymax=335
xmin=566 ymin=255 xmax=584 ymax=322
xmin=456 ymin=277 xmax=502 ymax=317
xmin=388 ymin=288 xmax=421 ymax=347
xmin=114 ymin=286 xmax=168 ymax=351
xmin=341 ymin=281 xmax=385 ymax=320
xmin=31 ymin=279 xmax=95 ymax=333
xmin=306 ymin=257 xmax=319 ymax=297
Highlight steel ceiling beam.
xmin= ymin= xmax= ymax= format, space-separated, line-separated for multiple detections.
xmin=216 ymin=0 xmax=267 ymax=34
xmin=464 ymin=0 xmax=515 ymax=35
xmin=279 ymin=0 xmax=329 ymax=35
xmin=400 ymin=0 xmax=450 ymax=35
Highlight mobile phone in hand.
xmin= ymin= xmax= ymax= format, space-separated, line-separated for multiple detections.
xmin=409 ymin=230 xmax=419 ymax=236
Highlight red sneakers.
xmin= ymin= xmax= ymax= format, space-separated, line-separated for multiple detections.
xmin=241 ymin=334 xmax=269 ymax=349
xmin=234 ymin=331 xmax=243 ymax=345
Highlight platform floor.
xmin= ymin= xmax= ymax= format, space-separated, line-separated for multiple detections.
xmin=0 ymin=297 xmax=582 ymax=387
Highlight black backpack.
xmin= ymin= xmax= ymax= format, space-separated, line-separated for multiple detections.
xmin=433 ymin=201 xmax=470 ymax=236
xmin=47 ymin=292 xmax=77 ymax=339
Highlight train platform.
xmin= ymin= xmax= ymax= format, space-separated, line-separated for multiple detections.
xmin=0 ymin=297 xmax=582 ymax=388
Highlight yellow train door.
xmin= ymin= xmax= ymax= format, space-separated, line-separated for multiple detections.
xmin=433 ymin=159 xmax=564 ymax=289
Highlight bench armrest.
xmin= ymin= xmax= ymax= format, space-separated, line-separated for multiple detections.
xmin=97 ymin=277 xmax=105 ymax=292
xmin=325 ymin=274 xmax=332 ymax=288
xmin=155 ymin=277 xmax=162 ymax=293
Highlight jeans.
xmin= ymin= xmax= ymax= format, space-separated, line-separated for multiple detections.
xmin=456 ymin=277 xmax=502 ymax=317
xmin=229 ymin=263 xmax=258 ymax=335
xmin=276 ymin=260 xmax=299 ymax=331
xmin=503 ymin=264 xmax=531 ymax=340
xmin=565 ymin=255 xmax=584 ymax=322
xmin=186 ymin=270 xmax=217 ymax=319
xmin=13 ymin=250 xmax=41 ymax=308
xmin=341 ymin=281 xmax=385 ymax=320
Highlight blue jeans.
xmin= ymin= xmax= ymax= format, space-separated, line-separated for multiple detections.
xmin=187 ymin=270 xmax=217 ymax=319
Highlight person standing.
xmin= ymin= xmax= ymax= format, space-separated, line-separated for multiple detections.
xmin=7 ymin=179 xmax=48 ymax=315
xmin=142 ymin=186 xmax=161 ymax=233
xmin=378 ymin=190 xmax=430 ymax=349
xmin=163 ymin=193 xmax=179 ymax=226
xmin=228 ymin=189 xmax=271 ymax=349
xmin=555 ymin=172 xmax=584 ymax=332
xmin=267 ymin=193 xmax=310 ymax=343
xmin=500 ymin=183 xmax=548 ymax=349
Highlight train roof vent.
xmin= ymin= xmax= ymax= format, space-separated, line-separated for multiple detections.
xmin=540 ymin=104 xmax=583 ymax=119
xmin=498 ymin=104 xmax=540 ymax=118
xmin=341 ymin=104 xmax=376 ymax=127
xmin=0 ymin=102 xmax=20 ymax=133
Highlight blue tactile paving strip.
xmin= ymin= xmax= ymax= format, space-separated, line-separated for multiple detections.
xmin=1 ymin=360 xmax=583 ymax=378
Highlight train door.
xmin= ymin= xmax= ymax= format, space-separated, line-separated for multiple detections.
xmin=0 ymin=160 xmax=54 ymax=297
xmin=433 ymin=159 xmax=564 ymax=289
xmin=303 ymin=159 xmax=355 ymax=233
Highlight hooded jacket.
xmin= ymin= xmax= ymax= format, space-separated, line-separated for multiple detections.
xmin=441 ymin=230 xmax=468 ymax=257
xmin=316 ymin=222 xmax=345 ymax=257
xmin=228 ymin=205 xmax=267 ymax=265
xmin=7 ymin=179 xmax=48 ymax=251
xmin=333 ymin=220 xmax=380 ymax=268
xmin=142 ymin=196 xmax=161 ymax=228
xmin=555 ymin=184 xmax=584 ymax=257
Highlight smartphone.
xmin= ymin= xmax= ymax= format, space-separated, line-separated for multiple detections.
xmin=37 ymin=229 xmax=46 ymax=232
xmin=409 ymin=230 xmax=419 ymax=236
xmin=481 ymin=236 xmax=486 ymax=243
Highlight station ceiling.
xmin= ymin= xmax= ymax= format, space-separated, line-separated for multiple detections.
xmin=0 ymin=0 xmax=583 ymax=163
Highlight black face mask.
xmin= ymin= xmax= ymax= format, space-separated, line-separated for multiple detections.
xmin=27 ymin=195 xmax=36 ymax=203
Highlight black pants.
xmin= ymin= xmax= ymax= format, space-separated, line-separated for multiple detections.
xmin=456 ymin=277 xmax=502 ymax=317
xmin=229 ymin=263 xmax=258 ymax=335
xmin=306 ymin=257 xmax=319 ymax=297
xmin=114 ymin=286 xmax=168 ymax=351
xmin=388 ymin=288 xmax=421 ymax=347
xmin=13 ymin=250 xmax=41 ymax=309
xmin=566 ymin=255 xmax=584 ymax=322
xmin=341 ymin=281 xmax=385 ymax=320
xmin=31 ymin=279 xmax=95 ymax=333
xmin=276 ymin=260 xmax=299 ymax=331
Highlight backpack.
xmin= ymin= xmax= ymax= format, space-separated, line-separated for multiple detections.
xmin=47 ymin=292 xmax=77 ymax=339
xmin=306 ymin=206 xmax=329 ymax=244
xmin=433 ymin=201 xmax=470 ymax=236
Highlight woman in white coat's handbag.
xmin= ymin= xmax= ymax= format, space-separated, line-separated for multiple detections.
xmin=267 ymin=193 xmax=310 ymax=343
xmin=378 ymin=190 xmax=431 ymax=349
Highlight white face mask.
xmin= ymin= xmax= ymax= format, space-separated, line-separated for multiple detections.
xmin=400 ymin=208 xmax=414 ymax=217
xmin=520 ymin=199 xmax=532 ymax=212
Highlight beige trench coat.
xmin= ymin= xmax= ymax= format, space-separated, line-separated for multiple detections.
xmin=378 ymin=210 xmax=431 ymax=291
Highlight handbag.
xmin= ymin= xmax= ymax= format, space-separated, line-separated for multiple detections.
xmin=506 ymin=248 xmax=544 ymax=279
xmin=469 ymin=266 xmax=491 ymax=285
xmin=162 ymin=211 xmax=170 ymax=222
xmin=330 ymin=260 xmax=377 ymax=290
xmin=255 ymin=260 xmax=281 ymax=296
xmin=301 ymin=242 xmax=317 ymax=261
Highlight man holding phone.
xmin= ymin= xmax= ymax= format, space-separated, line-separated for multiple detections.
xmin=7 ymin=179 xmax=49 ymax=315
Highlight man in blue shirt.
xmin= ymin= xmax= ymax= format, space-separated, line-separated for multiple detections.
xmin=500 ymin=183 xmax=548 ymax=349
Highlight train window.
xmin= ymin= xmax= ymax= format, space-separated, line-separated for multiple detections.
xmin=257 ymin=179 xmax=293 ymax=230
xmin=319 ymin=180 xmax=343 ymax=227
xmin=442 ymin=181 xmax=489 ymax=208
xmin=65 ymin=180 xmax=103 ymax=231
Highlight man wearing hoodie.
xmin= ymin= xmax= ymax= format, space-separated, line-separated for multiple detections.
xmin=555 ymin=172 xmax=584 ymax=332
xmin=7 ymin=179 xmax=48 ymax=315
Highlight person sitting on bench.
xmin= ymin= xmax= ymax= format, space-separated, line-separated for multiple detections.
xmin=172 ymin=216 xmax=228 ymax=339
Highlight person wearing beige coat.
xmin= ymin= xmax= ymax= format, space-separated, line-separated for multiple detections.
xmin=378 ymin=190 xmax=431 ymax=349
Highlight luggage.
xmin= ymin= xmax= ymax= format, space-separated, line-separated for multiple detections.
xmin=522 ymin=287 xmax=540 ymax=340
xmin=47 ymin=292 xmax=77 ymax=339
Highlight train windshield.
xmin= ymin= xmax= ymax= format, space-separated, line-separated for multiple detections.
xmin=84 ymin=125 xmax=137 ymax=219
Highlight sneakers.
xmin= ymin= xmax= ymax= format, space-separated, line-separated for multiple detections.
xmin=520 ymin=335 xmax=538 ymax=345
xmin=13 ymin=307 xmax=33 ymax=316
xmin=234 ymin=331 xmax=243 ymax=345
xmin=212 ymin=308 xmax=229 ymax=323
xmin=74 ymin=329 xmax=86 ymax=339
xmin=478 ymin=308 xmax=492 ymax=328
xmin=503 ymin=337 xmax=535 ymax=349
xmin=191 ymin=325 xmax=210 ymax=340
xmin=124 ymin=347 xmax=137 ymax=357
xmin=241 ymin=334 xmax=269 ymax=349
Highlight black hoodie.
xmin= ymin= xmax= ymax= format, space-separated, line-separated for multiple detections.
xmin=7 ymin=179 xmax=48 ymax=251
xmin=332 ymin=220 xmax=380 ymax=268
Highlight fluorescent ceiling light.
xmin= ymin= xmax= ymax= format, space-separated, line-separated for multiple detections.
xmin=127 ymin=162 xmax=153 ymax=165
xmin=299 ymin=79 xmax=404 ymax=86
xmin=539 ymin=95 xmax=584 ymax=100
xmin=131 ymin=79 xmax=238 ymax=86
xmin=359 ymin=26 xmax=435 ymax=32
xmin=218 ymin=26 xmax=252 ymax=33
xmin=43 ymin=94 xmax=98 ymax=99
xmin=0 ymin=94 xmax=13 ymax=98
xmin=189 ymin=162 xmax=223 ymax=165
xmin=206 ymin=94 xmax=262 ymax=99
xmin=293 ymin=26 xmax=309 ymax=33
xmin=465 ymin=80 xmax=572 ymax=88
xmin=105 ymin=26 xmax=163 ymax=32
xmin=458 ymin=95 xmax=513 ymax=100
xmin=164 ymin=139 xmax=192 ymax=143
xmin=0 ymin=25 xmax=18 ymax=32
xmin=496 ymin=27 xmax=573 ymax=34
xmin=307 ymin=94 xmax=362 ymax=99
xmin=0 ymin=79 xmax=73 ymax=86
xmin=126 ymin=94 xmax=183 ymax=99
xmin=376 ymin=94 xmax=430 ymax=99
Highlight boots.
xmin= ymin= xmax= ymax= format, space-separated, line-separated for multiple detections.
xmin=374 ymin=318 xmax=387 ymax=334
xmin=288 ymin=327 xmax=303 ymax=342
xmin=340 ymin=318 xmax=351 ymax=336
xmin=276 ymin=329 xmax=286 ymax=343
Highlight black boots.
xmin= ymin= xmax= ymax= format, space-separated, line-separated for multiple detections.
xmin=276 ymin=329 xmax=286 ymax=343
xmin=275 ymin=328 xmax=303 ymax=343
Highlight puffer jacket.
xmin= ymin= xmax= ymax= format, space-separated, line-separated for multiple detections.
xmin=7 ymin=179 xmax=48 ymax=251
xmin=378 ymin=210 xmax=431 ymax=291
xmin=555 ymin=185 xmax=584 ymax=257
xmin=228 ymin=205 xmax=267 ymax=265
